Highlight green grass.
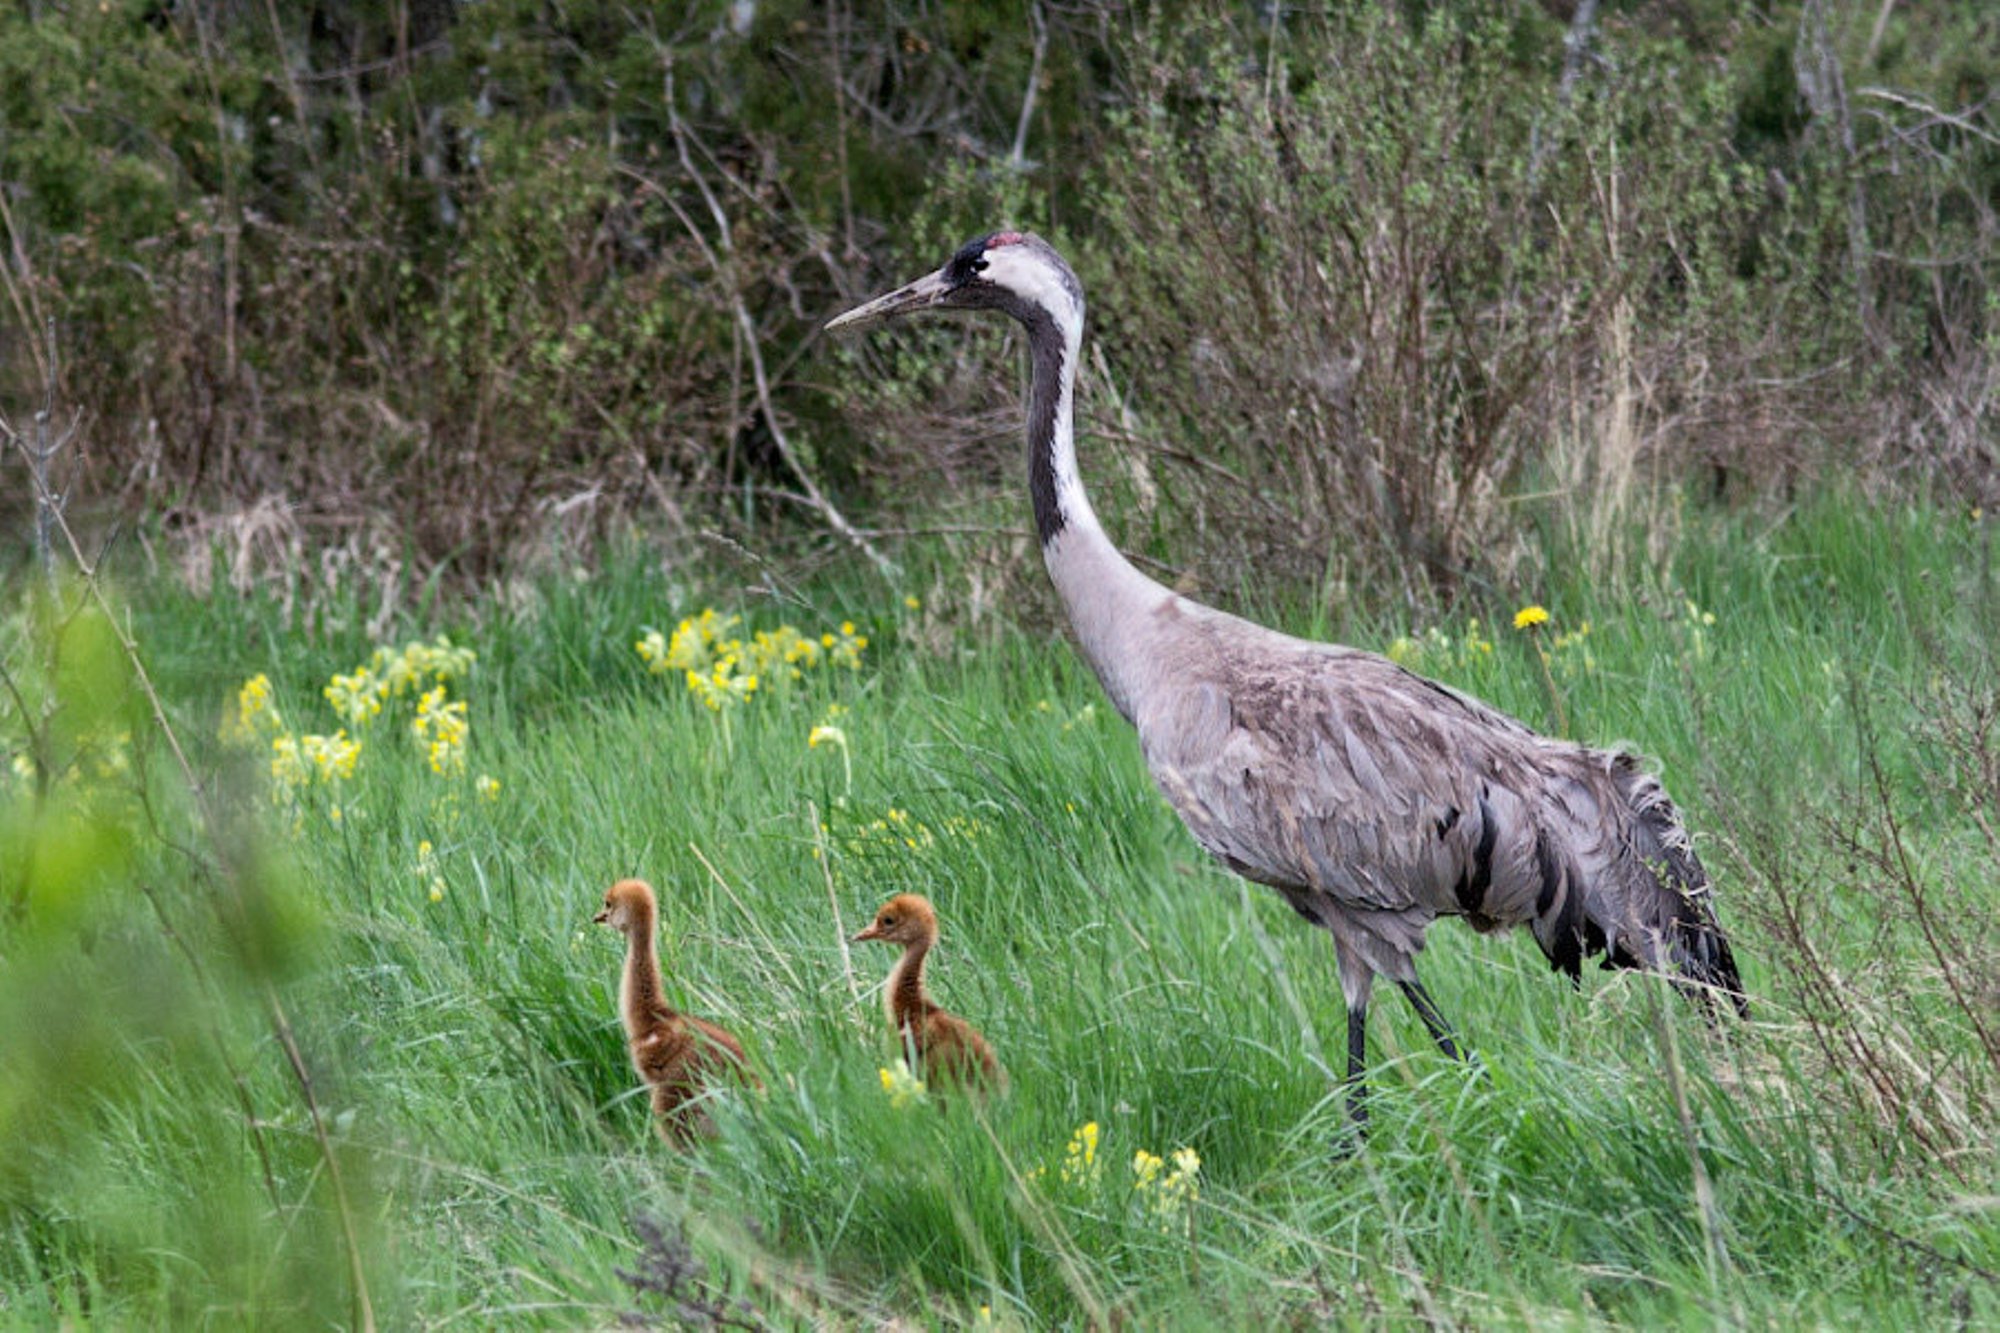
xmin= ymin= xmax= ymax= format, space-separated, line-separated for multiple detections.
xmin=3 ymin=495 xmax=1997 ymax=1327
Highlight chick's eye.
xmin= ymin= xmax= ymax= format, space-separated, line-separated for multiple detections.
xmin=971 ymin=258 xmax=989 ymax=273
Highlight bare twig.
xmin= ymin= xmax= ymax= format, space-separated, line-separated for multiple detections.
xmin=1796 ymin=0 xmax=1875 ymax=337
xmin=1006 ymin=4 xmax=1049 ymax=173
xmin=0 ymin=320 xmax=82 ymax=592
xmin=1853 ymin=86 xmax=2000 ymax=149
xmin=1526 ymin=0 xmax=1601 ymax=196
xmin=626 ymin=58 xmax=896 ymax=577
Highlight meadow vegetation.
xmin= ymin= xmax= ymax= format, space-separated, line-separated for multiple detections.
xmin=2 ymin=1 xmax=1998 ymax=1327
xmin=3 ymin=498 xmax=1997 ymax=1326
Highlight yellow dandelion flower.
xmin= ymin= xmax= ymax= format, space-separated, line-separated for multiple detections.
xmin=903 ymin=595 xmax=921 ymax=610
xmin=1512 ymin=605 xmax=1550 ymax=630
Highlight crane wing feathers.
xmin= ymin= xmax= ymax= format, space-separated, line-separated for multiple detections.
xmin=1134 ymin=631 xmax=1740 ymax=1005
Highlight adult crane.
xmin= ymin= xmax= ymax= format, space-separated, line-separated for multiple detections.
xmin=828 ymin=231 xmax=1746 ymax=1129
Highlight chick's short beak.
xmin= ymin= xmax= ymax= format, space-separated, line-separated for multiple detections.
xmin=851 ymin=923 xmax=882 ymax=943
xmin=592 ymin=908 xmax=609 ymax=925
xmin=825 ymin=267 xmax=954 ymax=332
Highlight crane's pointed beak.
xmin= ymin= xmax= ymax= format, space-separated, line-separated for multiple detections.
xmin=825 ymin=267 xmax=953 ymax=332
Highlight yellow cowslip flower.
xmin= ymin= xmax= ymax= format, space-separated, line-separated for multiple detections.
xmin=879 ymin=1058 xmax=927 ymax=1110
xmin=1131 ymin=1144 xmax=1200 ymax=1228
xmin=429 ymin=737 xmax=467 ymax=778
xmin=301 ymin=730 xmax=362 ymax=782
xmin=412 ymin=686 xmax=469 ymax=776
xmin=395 ymin=636 xmax=475 ymax=686
xmin=635 ymin=629 xmax=671 ymax=675
xmin=662 ymin=610 xmax=739 ymax=675
xmin=223 ymin=674 xmax=284 ymax=747
xmin=270 ymin=734 xmax=307 ymax=790
xmin=808 ymin=724 xmax=847 ymax=750
xmin=1512 ymin=605 xmax=1550 ymax=630
xmin=324 ymin=668 xmax=383 ymax=726
xmin=1060 ymin=1121 xmax=1102 ymax=1189
xmin=828 ymin=622 xmax=868 ymax=669
xmin=416 ymin=840 xmax=444 ymax=899
xmin=373 ymin=645 xmax=421 ymax=697
xmin=414 ymin=686 xmax=468 ymax=742
xmin=364 ymin=635 xmax=475 ymax=701
xmin=475 ymin=773 xmax=501 ymax=801
xmin=1154 ymin=1147 xmax=1202 ymax=1219
xmin=686 ymin=658 xmax=757 ymax=711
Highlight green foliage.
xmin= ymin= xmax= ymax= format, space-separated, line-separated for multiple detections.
xmin=0 ymin=3 xmax=1992 ymax=589
xmin=0 ymin=579 xmax=353 ymax=1324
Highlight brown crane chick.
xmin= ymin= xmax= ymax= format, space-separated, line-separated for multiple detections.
xmin=594 ymin=878 xmax=756 ymax=1145
xmin=852 ymin=893 xmax=1006 ymax=1097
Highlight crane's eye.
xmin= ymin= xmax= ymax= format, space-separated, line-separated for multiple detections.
xmin=971 ymin=258 xmax=989 ymax=274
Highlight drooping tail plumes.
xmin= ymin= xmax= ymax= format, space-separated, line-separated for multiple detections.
xmin=1530 ymin=756 xmax=1748 ymax=1017
xmin=1610 ymin=757 xmax=1749 ymax=1017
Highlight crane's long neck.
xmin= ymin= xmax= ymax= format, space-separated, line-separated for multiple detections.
xmin=886 ymin=936 xmax=937 ymax=1031
xmin=621 ymin=914 xmax=671 ymax=1033
xmin=1024 ymin=302 xmax=1174 ymax=722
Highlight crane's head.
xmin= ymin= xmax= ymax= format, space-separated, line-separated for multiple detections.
xmin=851 ymin=892 xmax=940 ymax=948
xmin=826 ymin=231 xmax=1081 ymax=334
xmin=594 ymin=878 xmax=657 ymax=933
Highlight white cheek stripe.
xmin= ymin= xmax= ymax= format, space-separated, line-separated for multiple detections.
xmin=990 ymin=250 xmax=1079 ymax=325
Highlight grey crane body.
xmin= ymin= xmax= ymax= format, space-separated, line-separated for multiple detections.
xmin=830 ymin=231 xmax=1745 ymax=1129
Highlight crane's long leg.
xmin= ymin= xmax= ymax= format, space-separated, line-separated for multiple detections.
xmin=1396 ymin=978 xmax=1466 ymax=1061
xmin=1344 ymin=1003 xmax=1370 ymax=1131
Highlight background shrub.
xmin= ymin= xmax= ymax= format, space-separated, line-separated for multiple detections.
xmin=0 ymin=1 xmax=1992 ymax=602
